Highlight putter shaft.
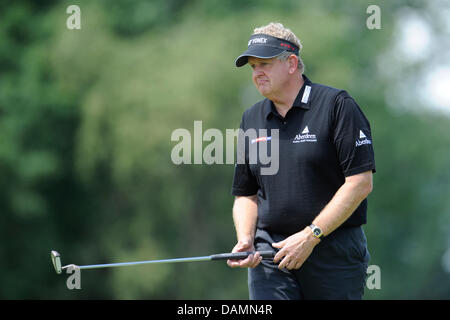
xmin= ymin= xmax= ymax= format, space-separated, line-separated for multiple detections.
xmin=65 ymin=255 xmax=212 ymax=270
xmin=56 ymin=250 xmax=275 ymax=272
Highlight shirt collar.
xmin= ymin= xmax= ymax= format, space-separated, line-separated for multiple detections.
xmin=264 ymin=74 xmax=313 ymax=119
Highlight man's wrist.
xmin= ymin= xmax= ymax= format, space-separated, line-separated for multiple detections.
xmin=237 ymin=235 xmax=255 ymax=246
xmin=302 ymin=227 xmax=320 ymax=245
xmin=308 ymin=223 xmax=325 ymax=241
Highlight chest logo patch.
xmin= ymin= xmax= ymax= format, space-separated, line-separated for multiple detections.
xmin=293 ymin=126 xmax=317 ymax=143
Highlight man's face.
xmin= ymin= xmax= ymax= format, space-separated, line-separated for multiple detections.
xmin=248 ymin=56 xmax=290 ymax=98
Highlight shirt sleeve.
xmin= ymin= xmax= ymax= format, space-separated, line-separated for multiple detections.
xmin=231 ymin=114 xmax=259 ymax=196
xmin=331 ymin=92 xmax=376 ymax=177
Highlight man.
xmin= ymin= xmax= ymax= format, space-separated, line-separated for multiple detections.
xmin=227 ymin=22 xmax=376 ymax=300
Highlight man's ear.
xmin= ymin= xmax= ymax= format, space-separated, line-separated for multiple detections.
xmin=288 ymin=55 xmax=299 ymax=74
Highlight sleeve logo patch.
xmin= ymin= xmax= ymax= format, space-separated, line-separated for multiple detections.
xmin=356 ymin=130 xmax=372 ymax=147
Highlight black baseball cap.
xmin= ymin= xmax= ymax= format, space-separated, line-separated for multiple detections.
xmin=235 ymin=34 xmax=300 ymax=67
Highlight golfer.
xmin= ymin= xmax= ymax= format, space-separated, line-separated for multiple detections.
xmin=227 ymin=22 xmax=376 ymax=300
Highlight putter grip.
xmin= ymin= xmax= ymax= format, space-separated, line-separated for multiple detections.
xmin=210 ymin=251 xmax=275 ymax=261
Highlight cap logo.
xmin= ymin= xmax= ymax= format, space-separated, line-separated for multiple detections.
xmin=236 ymin=34 xmax=300 ymax=67
xmin=248 ymin=37 xmax=268 ymax=47
xmin=280 ymin=42 xmax=295 ymax=51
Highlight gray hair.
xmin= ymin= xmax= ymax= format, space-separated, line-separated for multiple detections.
xmin=276 ymin=51 xmax=305 ymax=73
xmin=253 ymin=22 xmax=305 ymax=73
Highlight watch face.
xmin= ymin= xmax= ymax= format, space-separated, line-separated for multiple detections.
xmin=313 ymin=229 xmax=321 ymax=236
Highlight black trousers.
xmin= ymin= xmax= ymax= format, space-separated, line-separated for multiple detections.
xmin=248 ymin=226 xmax=370 ymax=300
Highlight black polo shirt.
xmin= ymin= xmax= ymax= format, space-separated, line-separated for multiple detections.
xmin=231 ymin=75 xmax=376 ymax=235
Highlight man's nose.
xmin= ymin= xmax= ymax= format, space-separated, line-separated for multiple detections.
xmin=253 ymin=66 xmax=264 ymax=76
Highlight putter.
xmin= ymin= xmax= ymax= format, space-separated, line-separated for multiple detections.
xmin=50 ymin=250 xmax=275 ymax=274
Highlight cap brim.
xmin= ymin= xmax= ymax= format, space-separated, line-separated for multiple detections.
xmin=235 ymin=46 xmax=285 ymax=67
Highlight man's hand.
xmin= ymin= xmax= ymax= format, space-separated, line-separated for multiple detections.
xmin=272 ymin=227 xmax=320 ymax=270
xmin=227 ymin=238 xmax=262 ymax=268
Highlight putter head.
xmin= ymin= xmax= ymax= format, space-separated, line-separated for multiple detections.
xmin=51 ymin=250 xmax=62 ymax=274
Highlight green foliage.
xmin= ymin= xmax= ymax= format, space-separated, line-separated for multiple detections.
xmin=0 ymin=0 xmax=448 ymax=299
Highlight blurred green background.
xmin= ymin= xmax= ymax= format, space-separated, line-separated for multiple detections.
xmin=1 ymin=0 xmax=449 ymax=299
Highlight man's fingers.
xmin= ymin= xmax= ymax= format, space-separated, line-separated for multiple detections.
xmin=227 ymin=256 xmax=249 ymax=268
xmin=272 ymin=240 xmax=289 ymax=263
xmin=278 ymin=255 xmax=295 ymax=270
xmin=248 ymin=252 xmax=262 ymax=268
xmin=277 ymin=256 xmax=305 ymax=270
xmin=228 ymin=254 xmax=251 ymax=267
xmin=241 ymin=253 xmax=259 ymax=267
xmin=271 ymin=240 xmax=286 ymax=249
xmin=286 ymin=259 xmax=296 ymax=270
xmin=227 ymin=259 xmax=240 ymax=268
xmin=252 ymin=256 xmax=263 ymax=268
xmin=227 ymin=252 xmax=262 ymax=268
xmin=273 ymin=248 xmax=286 ymax=263
xmin=240 ymin=253 xmax=254 ymax=267
xmin=228 ymin=241 xmax=255 ymax=268
xmin=278 ymin=255 xmax=289 ymax=269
